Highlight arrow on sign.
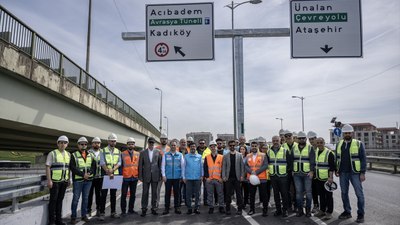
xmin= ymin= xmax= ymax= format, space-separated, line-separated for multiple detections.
xmin=174 ymin=46 xmax=186 ymax=57
xmin=320 ymin=45 xmax=333 ymax=54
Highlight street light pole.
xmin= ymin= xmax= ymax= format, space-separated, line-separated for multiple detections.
xmin=225 ymin=0 xmax=262 ymax=139
xmin=86 ymin=0 xmax=92 ymax=72
xmin=164 ymin=116 xmax=168 ymax=136
xmin=292 ymin=96 xmax=305 ymax=131
xmin=155 ymin=87 xmax=163 ymax=132
xmin=275 ymin=117 xmax=284 ymax=129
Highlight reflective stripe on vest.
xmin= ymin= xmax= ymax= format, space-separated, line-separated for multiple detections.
xmin=206 ymin=154 xmax=223 ymax=180
xmin=89 ymin=150 xmax=102 ymax=178
xmin=293 ymin=144 xmax=311 ymax=173
xmin=283 ymin=142 xmax=298 ymax=154
xmin=247 ymin=153 xmax=268 ymax=180
xmin=50 ymin=149 xmax=70 ymax=182
xmin=73 ymin=151 xmax=93 ymax=181
xmin=336 ymin=139 xmax=361 ymax=173
xmin=268 ymin=146 xmax=287 ymax=177
xmin=165 ymin=152 xmax=183 ymax=179
xmin=102 ymin=146 xmax=121 ymax=175
xmin=121 ymin=150 xmax=139 ymax=178
xmin=315 ymin=147 xmax=332 ymax=181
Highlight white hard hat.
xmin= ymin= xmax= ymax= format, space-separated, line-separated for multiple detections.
xmin=297 ymin=131 xmax=307 ymax=138
xmin=324 ymin=181 xmax=338 ymax=192
xmin=292 ymin=132 xmax=298 ymax=137
xmin=279 ymin=129 xmax=285 ymax=135
xmin=342 ymin=124 xmax=354 ymax=133
xmin=126 ymin=137 xmax=136 ymax=143
xmin=249 ymin=174 xmax=260 ymax=186
xmin=92 ymin=137 xmax=101 ymax=143
xmin=307 ymin=131 xmax=318 ymax=139
xmin=57 ymin=135 xmax=69 ymax=143
xmin=284 ymin=130 xmax=292 ymax=135
xmin=77 ymin=137 xmax=88 ymax=144
xmin=209 ymin=141 xmax=217 ymax=146
xmin=187 ymin=136 xmax=194 ymax=142
xmin=108 ymin=133 xmax=117 ymax=141
xmin=160 ymin=133 xmax=168 ymax=139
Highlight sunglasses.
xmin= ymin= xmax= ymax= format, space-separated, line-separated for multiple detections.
xmin=298 ymin=137 xmax=306 ymax=140
xmin=58 ymin=141 xmax=68 ymax=144
xmin=80 ymin=143 xmax=87 ymax=146
xmin=229 ymin=145 xmax=235 ymax=147
xmin=316 ymin=142 xmax=324 ymax=144
xmin=284 ymin=134 xmax=292 ymax=137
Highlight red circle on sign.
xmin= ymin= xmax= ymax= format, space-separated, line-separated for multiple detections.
xmin=154 ymin=43 xmax=169 ymax=57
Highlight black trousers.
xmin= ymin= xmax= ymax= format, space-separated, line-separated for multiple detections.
xmin=121 ymin=179 xmax=138 ymax=213
xmin=249 ymin=182 xmax=269 ymax=210
xmin=270 ymin=175 xmax=289 ymax=212
xmin=48 ymin=181 xmax=68 ymax=224
xmin=87 ymin=177 xmax=102 ymax=213
xmin=225 ymin=178 xmax=244 ymax=210
xmin=312 ymin=178 xmax=319 ymax=206
xmin=316 ymin=180 xmax=333 ymax=213
xmin=241 ymin=181 xmax=249 ymax=205
xmin=100 ymin=189 xmax=117 ymax=214
xmin=287 ymin=172 xmax=296 ymax=209
xmin=165 ymin=179 xmax=181 ymax=209
xmin=142 ymin=181 xmax=158 ymax=210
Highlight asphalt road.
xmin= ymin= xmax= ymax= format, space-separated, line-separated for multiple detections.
xmin=76 ymin=171 xmax=399 ymax=225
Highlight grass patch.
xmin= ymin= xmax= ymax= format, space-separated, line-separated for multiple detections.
xmin=0 ymin=150 xmax=43 ymax=164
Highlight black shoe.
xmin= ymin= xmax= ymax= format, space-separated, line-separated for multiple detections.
xmin=219 ymin=207 xmax=225 ymax=214
xmin=356 ymin=215 xmax=364 ymax=223
xmin=194 ymin=209 xmax=200 ymax=214
xmin=141 ymin=209 xmax=147 ymax=217
xmin=306 ymin=208 xmax=311 ymax=217
xmin=236 ymin=210 xmax=242 ymax=215
xmin=262 ymin=208 xmax=268 ymax=217
xmin=296 ymin=208 xmax=304 ymax=217
xmin=56 ymin=222 xmax=66 ymax=225
xmin=186 ymin=209 xmax=193 ymax=215
xmin=82 ymin=216 xmax=90 ymax=222
xmin=208 ymin=208 xmax=214 ymax=214
xmin=175 ymin=208 xmax=182 ymax=214
xmin=128 ymin=210 xmax=137 ymax=214
xmin=70 ymin=218 xmax=77 ymax=225
xmin=225 ymin=210 xmax=231 ymax=215
xmin=248 ymin=209 xmax=255 ymax=215
xmin=339 ymin=211 xmax=352 ymax=219
xmin=151 ymin=209 xmax=158 ymax=215
xmin=162 ymin=209 xmax=169 ymax=215
xmin=274 ymin=210 xmax=282 ymax=216
xmin=282 ymin=211 xmax=288 ymax=217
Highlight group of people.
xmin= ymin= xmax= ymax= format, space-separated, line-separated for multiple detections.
xmin=46 ymin=124 xmax=366 ymax=225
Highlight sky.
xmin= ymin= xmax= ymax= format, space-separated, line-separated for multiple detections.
xmin=1 ymin=0 xmax=399 ymax=142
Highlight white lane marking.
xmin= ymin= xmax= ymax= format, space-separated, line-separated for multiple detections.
xmin=310 ymin=216 xmax=328 ymax=225
xmin=231 ymin=202 xmax=260 ymax=225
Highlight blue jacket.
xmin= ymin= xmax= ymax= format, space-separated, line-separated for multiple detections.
xmin=164 ymin=152 xmax=183 ymax=179
xmin=184 ymin=153 xmax=203 ymax=180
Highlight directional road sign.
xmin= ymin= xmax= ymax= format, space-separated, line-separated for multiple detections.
xmin=290 ymin=0 xmax=362 ymax=58
xmin=146 ymin=2 xmax=214 ymax=62
xmin=334 ymin=127 xmax=342 ymax=137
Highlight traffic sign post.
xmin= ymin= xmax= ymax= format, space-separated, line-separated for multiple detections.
xmin=146 ymin=2 xmax=214 ymax=62
xmin=334 ymin=127 xmax=342 ymax=137
xmin=290 ymin=0 xmax=362 ymax=58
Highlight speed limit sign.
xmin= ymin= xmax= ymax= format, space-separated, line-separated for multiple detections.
xmin=154 ymin=43 xmax=169 ymax=57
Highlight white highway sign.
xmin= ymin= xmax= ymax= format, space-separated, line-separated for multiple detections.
xmin=290 ymin=0 xmax=362 ymax=58
xmin=146 ymin=2 xmax=214 ymax=62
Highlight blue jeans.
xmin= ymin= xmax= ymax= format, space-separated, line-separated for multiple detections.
xmin=339 ymin=172 xmax=365 ymax=215
xmin=293 ymin=173 xmax=312 ymax=209
xmin=186 ymin=180 xmax=201 ymax=210
xmin=71 ymin=181 xmax=92 ymax=218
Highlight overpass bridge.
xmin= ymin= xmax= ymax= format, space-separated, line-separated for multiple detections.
xmin=0 ymin=5 xmax=160 ymax=152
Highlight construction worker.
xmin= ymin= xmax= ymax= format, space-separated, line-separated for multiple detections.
xmin=155 ymin=133 xmax=170 ymax=209
xmin=279 ymin=129 xmax=286 ymax=144
xmin=70 ymin=137 xmax=96 ymax=224
xmin=187 ymin=136 xmax=195 ymax=148
xmin=99 ymin=133 xmax=121 ymax=220
xmin=245 ymin=141 xmax=269 ymax=217
xmin=239 ymin=145 xmax=249 ymax=209
xmin=269 ymin=135 xmax=291 ymax=218
xmin=223 ymin=140 xmax=245 ymax=215
xmin=307 ymin=130 xmax=320 ymax=214
xmin=293 ymin=132 xmax=298 ymax=143
xmin=87 ymin=137 xmax=102 ymax=218
xmin=120 ymin=137 xmax=140 ymax=216
xmin=335 ymin=124 xmax=366 ymax=223
xmin=236 ymin=135 xmax=250 ymax=153
xmin=183 ymin=142 xmax=203 ymax=214
xmin=282 ymin=130 xmax=297 ymax=212
xmin=161 ymin=140 xmax=184 ymax=215
xmin=216 ymin=138 xmax=229 ymax=155
xmin=46 ymin=135 xmax=71 ymax=225
xmin=197 ymin=139 xmax=210 ymax=206
xmin=314 ymin=138 xmax=335 ymax=220
xmin=291 ymin=131 xmax=315 ymax=217
xmin=179 ymin=138 xmax=188 ymax=205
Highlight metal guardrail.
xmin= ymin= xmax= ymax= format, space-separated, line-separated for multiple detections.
xmin=0 ymin=175 xmax=46 ymax=212
xmin=367 ymin=156 xmax=400 ymax=173
xmin=0 ymin=5 xmax=160 ymax=137
xmin=0 ymin=160 xmax=31 ymax=168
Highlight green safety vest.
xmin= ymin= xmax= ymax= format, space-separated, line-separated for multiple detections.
xmin=315 ymin=147 xmax=333 ymax=181
xmin=73 ymin=151 xmax=93 ymax=181
xmin=336 ymin=139 xmax=361 ymax=173
xmin=283 ymin=142 xmax=298 ymax=154
xmin=89 ymin=149 xmax=102 ymax=178
xmin=50 ymin=149 xmax=70 ymax=182
xmin=102 ymin=146 xmax=120 ymax=175
xmin=293 ymin=144 xmax=311 ymax=173
xmin=268 ymin=146 xmax=287 ymax=177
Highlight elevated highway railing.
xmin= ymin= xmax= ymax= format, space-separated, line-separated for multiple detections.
xmin=0 ymin=5 xmax=160 ymax=137
xmin=367 ymin=156 xmax=400 ymax=174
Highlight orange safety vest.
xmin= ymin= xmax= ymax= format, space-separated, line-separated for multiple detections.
xmin=206 ymin=154 xmax=223 ymax=180
xmin=246 ymin=153 xmax=268 ymax=180
xmin=121 ymin=150 xmax=140 ymax=178
xmin=156 ymin=145 xmax=171 ymax=156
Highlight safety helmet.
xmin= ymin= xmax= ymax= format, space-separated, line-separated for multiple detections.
xmin=126 ymin=137 xmax=136 ymax=144
xmin=342 ymin=124 xmax=354 ymax=133
xmin=307 ymin=131 xmax=318 ymax=139
xmin=324 ymin=181 xmax=338 ymax=192
xmin=77 ymin=137 xmax=88 ymax=144
xmin=209 ymin=141 xmax=217 ymax=146
xmin=187 ymin=136 xmax=194 ymax=142
xmin=108 ymin=133 xmax=117 ymax=141
xmin=57 ymin=135 xmax=69 ymax=143
xmin=297 ymin=131 xmax=307 ymax=138
xmin=284 ymin=130 xmax=292 ymax=135
xmin=249 ymin=175 xmax=260 ymax=186
xmin=92 ymin=137 xmax=101 ymax=143
xmin=292 ymin=132 xmax=298 ymax=137
xmin=160 ymin=133 xmax=168 ymax=139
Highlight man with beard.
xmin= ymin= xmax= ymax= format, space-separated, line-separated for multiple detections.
xmin=156 ymin=133 xmax=170 ymax=209
xmin=183 ymin=143 xmax=203 ymax=214
xmin=87 ymin=137 xmax=102 ymax=218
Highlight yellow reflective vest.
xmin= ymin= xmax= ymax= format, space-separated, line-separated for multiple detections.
xmin=336 ymin=139 xmax=361 ymax=173
xmin=50 ymin=149 xmax=70 ymax=182
xmin=102 ymin=146 xmax=121 ymax=175
xmin=73 ymin=151 xmax=93 ymax=181
xmin=293 ymin=144 xmax=312 ymax=173
xmin=315 ymin=147 xmax=333 ymax=181
xmin=268 ymin=146 xmax=288 ymax=177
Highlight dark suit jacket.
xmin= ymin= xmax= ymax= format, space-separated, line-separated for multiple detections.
xmin=138 ymin=148 xmax=162 ymax=183
xmin=222 ymin=151 xmax=244 ymax=181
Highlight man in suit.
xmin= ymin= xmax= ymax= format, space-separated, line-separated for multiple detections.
xmin=138 ymin=137 xmax=162 ymax=217
xmin=222 ymin=140 xmax=245 ymax=215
